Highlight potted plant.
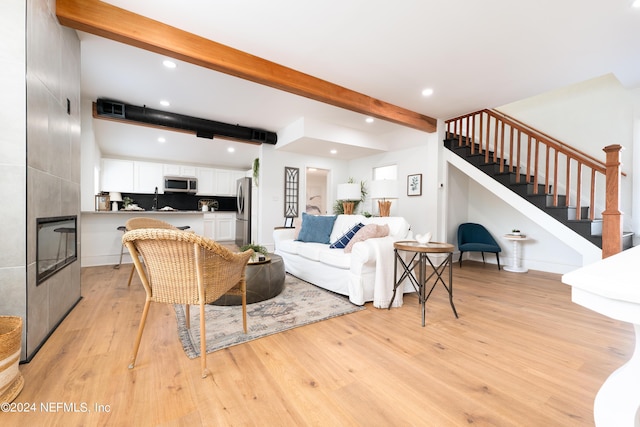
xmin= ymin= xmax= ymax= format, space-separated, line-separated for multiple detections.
xmin=240 ymin=243 xmax=269 ymax=262
xmin=252 ymin=158 xmax=259 ymax=187
xmin=123 ymin=196 xmax=134 ymax=209
xmin=511 ymin=228 xmax=521 ymax=236
xmin=333 ymin=178 xmax=367 ymax=214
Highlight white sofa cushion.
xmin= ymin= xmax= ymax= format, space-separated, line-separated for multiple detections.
xmin=277 ymin=238 xmax=301 ymax=255
xmin=363 ymin=216 xmax=410 ymax=240
xmin=319 ymin=249 xmax=351 ymax=269
xmin=297 ymin=242 xmax=330 ymax=261
xmin=297 ymin=244 xmax=351 ymax=269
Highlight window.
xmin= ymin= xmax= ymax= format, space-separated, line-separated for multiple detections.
xmin=373 ymin=164 xmax=397 ymax=181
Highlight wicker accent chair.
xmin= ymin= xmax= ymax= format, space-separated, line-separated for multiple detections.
xmin=123 ymin=217 xmax=189 ymax=287
xmin=123 ymin=228 xmax=253 ymax=378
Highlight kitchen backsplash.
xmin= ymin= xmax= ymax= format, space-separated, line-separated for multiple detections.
xmin=121 ymin=193 xmax=237 ymax=211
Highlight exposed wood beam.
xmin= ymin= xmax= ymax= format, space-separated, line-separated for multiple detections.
xmin=56 ymin=0 xmax=437 ymax=133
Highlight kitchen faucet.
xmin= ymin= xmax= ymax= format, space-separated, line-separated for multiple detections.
xmin=152 ymin=187 xmax=158 ymax=211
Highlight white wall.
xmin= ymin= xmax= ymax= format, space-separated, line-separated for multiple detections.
xmin=257 ymin=144 xmax=350 ymax=250
xmin=497 ymin=74 xmax=635 ymax=235
xmin=467 ymin=177 xmax=582 ymax=272
xmin=80 ymin=98 xmax=102 ymax=212
xmin=348 ymin=127 xmax=439 ymax=240
xmin=0 ymin=0 xmax=28 ymax=330
xmin=632 ymin=88 xmax=640 ymax=246
xmin=443 ymin=74 xmax=638 ymax=273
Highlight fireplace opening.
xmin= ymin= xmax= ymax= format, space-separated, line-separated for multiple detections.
xmin=36 ymin=215 xmax=77 ymax=285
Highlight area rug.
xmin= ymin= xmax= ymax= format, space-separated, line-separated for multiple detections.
xmin=174 ymin=274 xmax=364 ymax=358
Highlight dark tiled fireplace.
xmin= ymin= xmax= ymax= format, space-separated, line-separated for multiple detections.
xmin=36 ymin=215 xmax=77 ymax=285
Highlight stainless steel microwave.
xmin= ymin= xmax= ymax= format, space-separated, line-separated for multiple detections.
xmin=164 ymin=176 xmax=198 ymax=193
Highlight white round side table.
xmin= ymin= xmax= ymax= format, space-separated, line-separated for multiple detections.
xmin=503 ymin=234 xmax=529 ymax=273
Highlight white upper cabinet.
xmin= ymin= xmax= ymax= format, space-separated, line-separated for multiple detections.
xmin=215 ymin=169 xmax=246 ymax=195
xmin=101 ymin=159 xmax=134 ymax=192
xmin=196 ymin=167 xmax=216 ymax=195
xmin=134 ymin=161 xmax=164 ymax=194
xmin=215 ymin=169 xmax=233 ymax=195
xmin=163 ymin=164 xmax=197 ymax=177
xmin=103 ymin=158 xmax=244 ymax=196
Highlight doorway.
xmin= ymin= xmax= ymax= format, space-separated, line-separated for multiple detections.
xmin=305 ymin=167 xmax=329 ymax=214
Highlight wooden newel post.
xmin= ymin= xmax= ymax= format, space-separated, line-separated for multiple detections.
xmin=601 ymin=144 xmax=623 ymax=259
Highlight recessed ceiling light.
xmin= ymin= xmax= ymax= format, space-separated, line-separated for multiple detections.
xmin=227 ymin=147 xmax=235 ymax=153
xmin=158 ymin=137 xmax=166 ymax=143
xmin=330 ymin=149 xmax=337 ymax=154
xmin=365 ymin=117 xmax=374 ymax=124
xmin=162 ymin=60 xmax=177 ymax=69
xmin=421 ymin=88 xmax=434 ymax=97
xmin=160 ymin=100 xmax=170 ymax=107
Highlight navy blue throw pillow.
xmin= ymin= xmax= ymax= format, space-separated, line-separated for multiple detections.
xmin=329 ymin=222 xmax=365 ymax=249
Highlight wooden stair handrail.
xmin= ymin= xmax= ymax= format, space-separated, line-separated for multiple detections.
xmin=444 ymin=110 xmax=625 ymax=258
xmin=602 ymin=145 xmax=623 ymax=258
xmin=490 ymin=109 xmax=626 ymax=177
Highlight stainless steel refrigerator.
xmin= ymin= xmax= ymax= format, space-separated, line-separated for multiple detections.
xmin=235 ymin=177 xmax=252 ymax=247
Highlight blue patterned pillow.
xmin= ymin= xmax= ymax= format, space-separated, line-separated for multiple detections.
xmin=329 ymin=222 xmax=365 ymax=249
xmin=296 ymin=213 xmax=337 ymax=244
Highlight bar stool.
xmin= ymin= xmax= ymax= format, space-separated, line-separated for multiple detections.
xmin=114 ymin=226 xmax=127 ymax=269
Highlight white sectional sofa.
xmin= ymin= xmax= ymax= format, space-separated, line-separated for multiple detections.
xmin=273 ymin=214 xmax=415 ymax=308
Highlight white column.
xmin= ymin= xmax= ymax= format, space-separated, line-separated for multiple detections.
xmin=563 ymin=246 xmax=640 ymax=427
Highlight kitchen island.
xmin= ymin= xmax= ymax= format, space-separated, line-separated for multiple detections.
xmin=81 ymin=210 xmax=235 ymax=267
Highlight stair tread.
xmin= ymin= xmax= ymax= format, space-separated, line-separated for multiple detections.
xmin=443 ymin=136 xmax=610 ymax=249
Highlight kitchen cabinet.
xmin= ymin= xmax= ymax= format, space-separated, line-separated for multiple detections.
xmin=203 ymin=213 xmax=235 ymax=242
xmin=163 ymin=164 xmax=197 ymax=177
xmin=101 ymin=158 xmax=134 ymax=192
xmin=203 ymin=216 xmax=215 ymax=240
xmin=196 ymin=167 xmax=215 ymax=196
xmin=215 ymin=213 xmax=235 ymax=241
xmin=214 ymin=169 xmax=246 ymax=195
xmin=215 ymin=169 xmax=232 ymax=195
xmin=134 ymin=161 xmax=164 ymax=193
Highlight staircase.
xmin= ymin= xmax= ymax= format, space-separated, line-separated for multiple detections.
xmin=444 ymin=109 xmax=633 ymax=254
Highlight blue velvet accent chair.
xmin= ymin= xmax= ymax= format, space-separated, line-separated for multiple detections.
xmin=457 ymin=223 xmax=501 ymax=270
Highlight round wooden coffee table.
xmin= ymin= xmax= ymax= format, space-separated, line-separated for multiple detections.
xmin=212 ymin=253 xmax=285 ymax=306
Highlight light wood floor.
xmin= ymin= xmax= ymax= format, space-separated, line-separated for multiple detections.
xmin=4 ymin=262 xmax=633 ymax=426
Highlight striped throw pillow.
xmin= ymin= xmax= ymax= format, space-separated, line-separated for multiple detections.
xmin=329 ymin=223 xmax=365 ymax=249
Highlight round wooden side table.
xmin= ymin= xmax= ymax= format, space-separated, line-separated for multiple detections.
xmin=390 ymin=240 xmax=458 ymax=326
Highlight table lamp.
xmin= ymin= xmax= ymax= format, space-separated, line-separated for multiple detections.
xmin=337 ymin=183 xmax=361 ymax=215
xmin=109 ymin=192 xmax=122 ymax=211
xmin=370 ymin=180 xmax=398 ymax=217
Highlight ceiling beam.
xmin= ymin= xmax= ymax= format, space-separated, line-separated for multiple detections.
xmin=56 ymin=0 xmax=437 ymax=133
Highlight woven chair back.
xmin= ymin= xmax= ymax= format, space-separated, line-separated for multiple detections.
xmin=123 ymin=228 xmax=252 ymax=305
xmin=126 ymin=217 xmax=177 ymax=231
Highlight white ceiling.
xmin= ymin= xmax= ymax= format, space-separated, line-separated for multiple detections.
xmin=79 ymin=0 xmax=640 ymax=169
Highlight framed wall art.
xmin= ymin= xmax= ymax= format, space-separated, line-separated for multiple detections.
xmin=407 ymin=174 xmax=422 ymax=196
xmin=284 ymin=167 xmax=300 ymax=218
xmin=95 ymin=193 xmax=110 ymax=211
